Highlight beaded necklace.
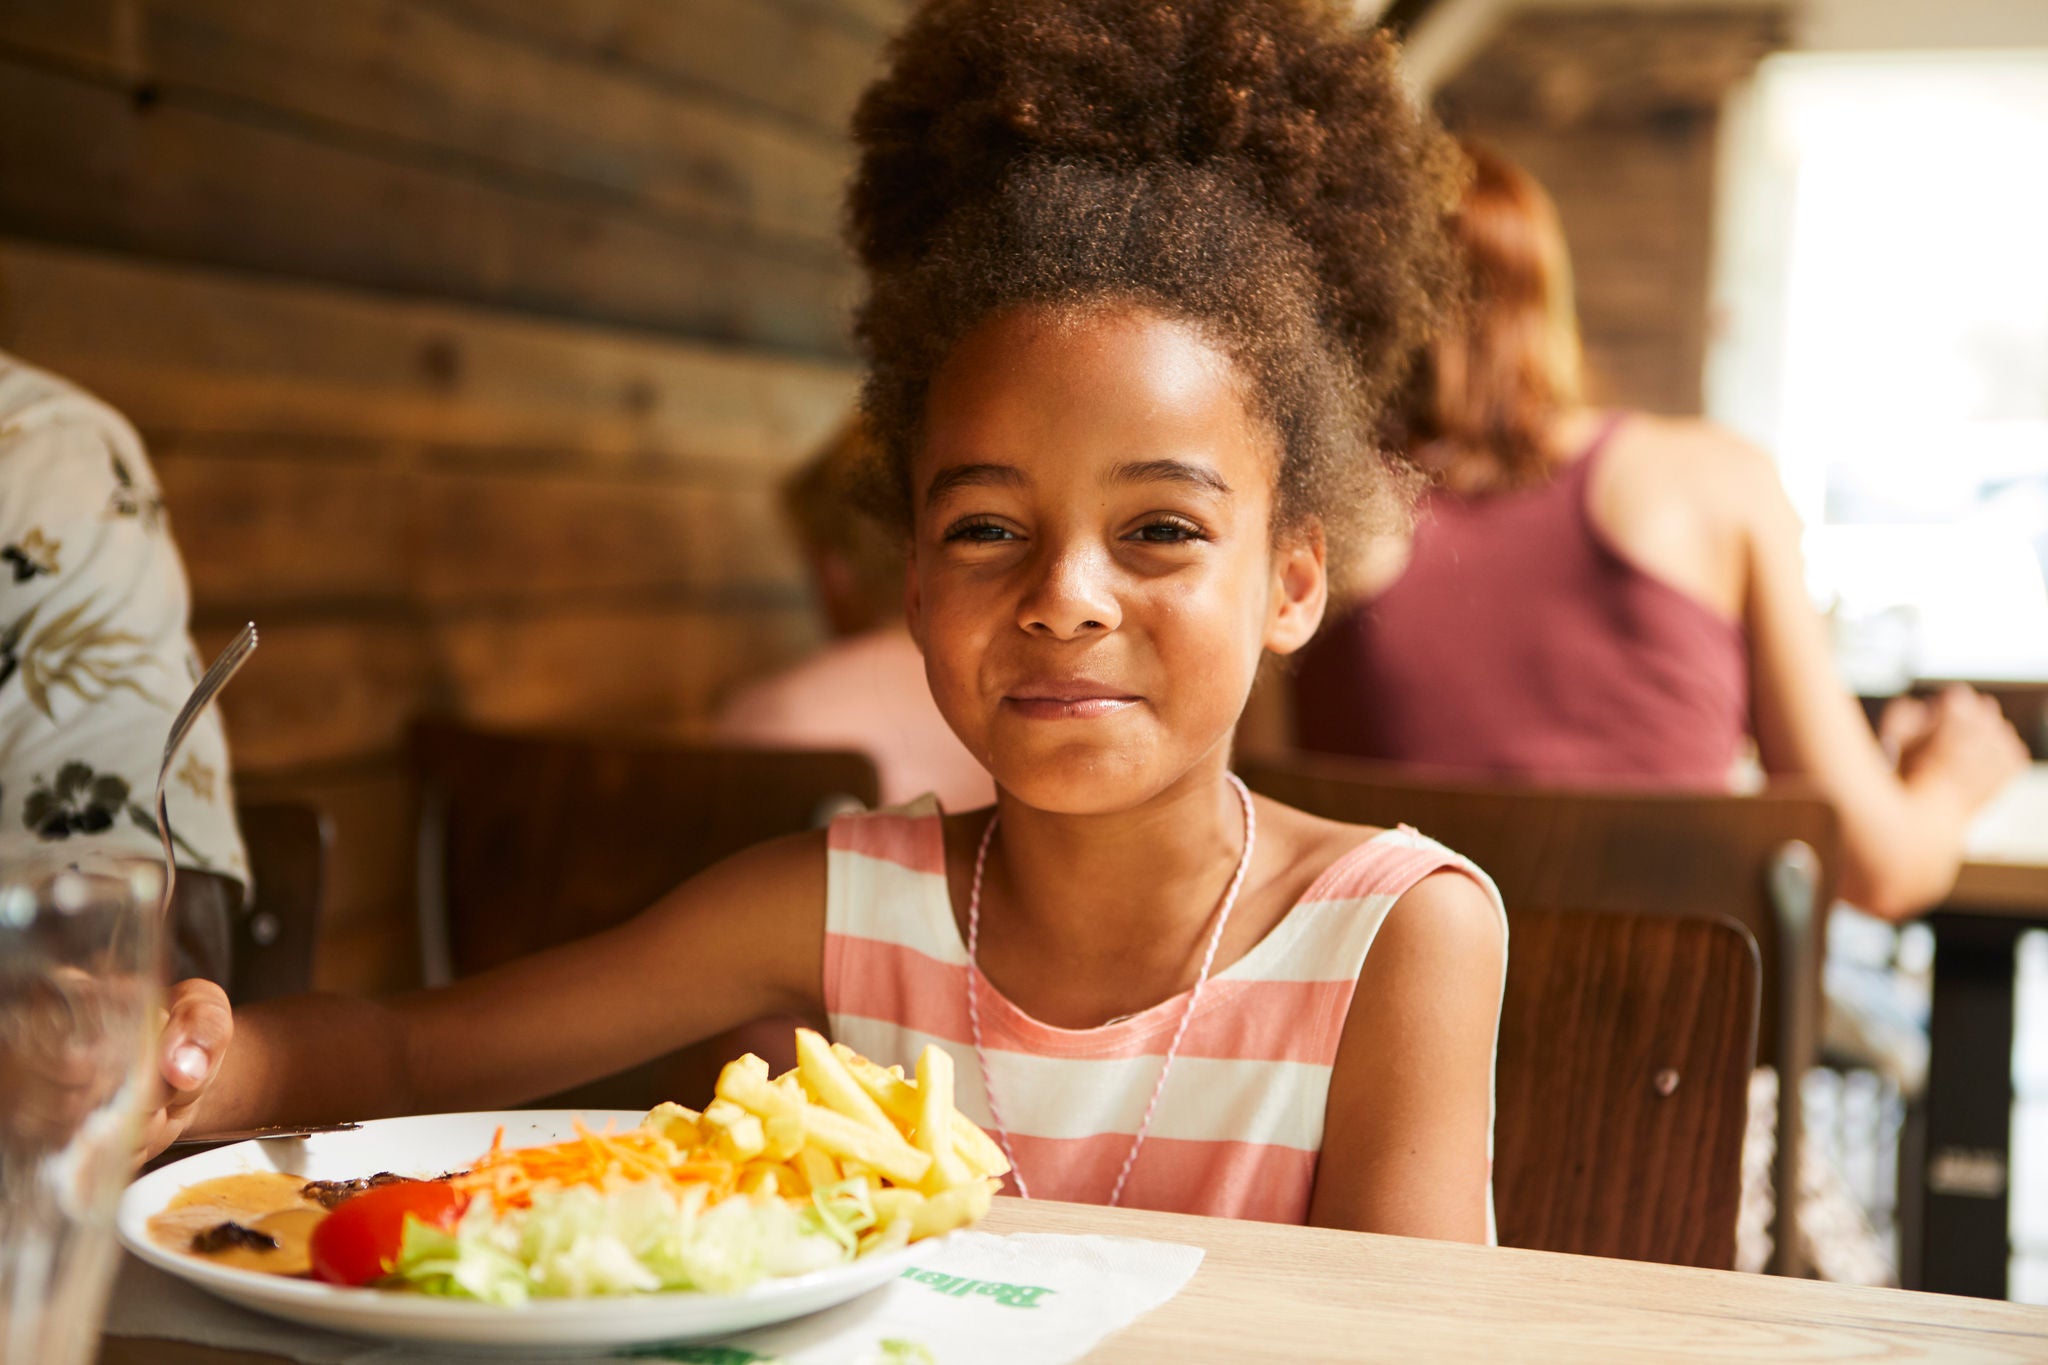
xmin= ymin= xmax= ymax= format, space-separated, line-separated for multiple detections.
xmin=964 ymin=772 xmax=1257 ymax=1205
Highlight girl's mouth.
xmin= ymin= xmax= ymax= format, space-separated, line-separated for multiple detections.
xmin=1003 ymin=680 xmax=1142 ymax=720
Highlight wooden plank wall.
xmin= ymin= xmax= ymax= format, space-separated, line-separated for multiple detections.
xmin=1437 ymin=7 xmax=1787 ymax=417
xmin=0 ymin=0 xmax=890 ymax=992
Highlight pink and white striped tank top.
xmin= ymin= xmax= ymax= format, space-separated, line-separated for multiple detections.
xmin=823 ymin=797 xmax=1507 ymax=1227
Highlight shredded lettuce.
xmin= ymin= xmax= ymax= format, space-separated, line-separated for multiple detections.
xmin=874 ymin=1340 xmax=937 ymax=1365
xmin=393 ymin=1179 xmax=871 ymax=1303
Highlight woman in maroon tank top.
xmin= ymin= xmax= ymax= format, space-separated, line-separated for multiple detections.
xmin=1285 ymin=142 xmax=2025 ymax=922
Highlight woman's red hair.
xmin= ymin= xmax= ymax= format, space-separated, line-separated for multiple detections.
xmin=1409 ymin=141 xmax=1584 ymax=494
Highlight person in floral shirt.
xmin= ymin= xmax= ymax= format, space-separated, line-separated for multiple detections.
xmin=0 ymin=350 xmax=248 ymax=981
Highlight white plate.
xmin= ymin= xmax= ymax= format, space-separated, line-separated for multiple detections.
xmin=119 ymin=1110 xmax=932 ymax=1352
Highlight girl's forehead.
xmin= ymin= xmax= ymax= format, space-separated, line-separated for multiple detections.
xmin=917 ymin=304 xmax=1277 ymax=497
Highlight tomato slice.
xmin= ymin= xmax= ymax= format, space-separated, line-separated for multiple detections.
xmin=307 ymin=1180 xmax=463 ymax=1287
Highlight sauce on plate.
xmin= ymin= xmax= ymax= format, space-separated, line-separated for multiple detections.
xmin=147 ymin=1172 xmax=328 ymax=1275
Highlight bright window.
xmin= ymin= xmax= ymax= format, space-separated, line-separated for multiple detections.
xmin=1709 ymin=52 xmax=2048 ymax=688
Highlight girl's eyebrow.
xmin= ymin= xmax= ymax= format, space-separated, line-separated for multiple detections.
xmin=925 ymin=461 xmax=1026 ymax=507
xmin=1109 ymin=458 xmax=1233 ymax=496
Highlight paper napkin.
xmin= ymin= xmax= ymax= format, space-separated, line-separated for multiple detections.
xmin=103 ymin=1230 xmax=1204 ymax=1364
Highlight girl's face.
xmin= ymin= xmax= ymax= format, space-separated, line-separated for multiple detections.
xmin=907 ymin=303 xmax=1327 ymax=814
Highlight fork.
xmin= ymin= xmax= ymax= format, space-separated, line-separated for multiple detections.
xmin=153 ymin=623 xmax=259 ymax=915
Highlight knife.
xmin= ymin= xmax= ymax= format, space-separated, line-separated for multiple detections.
xmin=168 ymin=1122 xmax=363 ymax=1147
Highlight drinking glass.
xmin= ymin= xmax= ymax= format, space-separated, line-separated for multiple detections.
xmin=0 ymin=854 xmax=165 ymax=1365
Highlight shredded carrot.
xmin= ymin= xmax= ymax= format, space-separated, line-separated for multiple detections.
xmin=449 ymin=1119 xmax=739 ymax=1210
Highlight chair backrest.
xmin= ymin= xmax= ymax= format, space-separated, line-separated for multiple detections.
xmin=1495 ymin=908 xmax=1760 ymax=1269
xmin=1238 ymin=751 xmax=1835 ymax=1275
xmin=412 ymin=720 xmax=881 ymax=977
xmin=1237 ymin=754 xmax=1834 ymax=1069
xmin=231 ymin=800 xmax=330 ymax=1004
xmin=410 ymin=720 xmax=882 ymax=1108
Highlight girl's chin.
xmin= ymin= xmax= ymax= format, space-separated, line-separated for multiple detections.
xmin=984 ymin=745 xmax=1178 ymax=816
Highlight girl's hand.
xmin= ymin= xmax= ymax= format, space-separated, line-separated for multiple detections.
xmin=138 ymin=977 xmax=234 ymax=1161
xmin=1875 ymin=693 xmax=1930 ymax=767
xmin=1896 ymin=685 xmax=2030 ymax=814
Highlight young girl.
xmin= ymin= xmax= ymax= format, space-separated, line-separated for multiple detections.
xmin=145 ymin=0 xmax=1508 ymax=1242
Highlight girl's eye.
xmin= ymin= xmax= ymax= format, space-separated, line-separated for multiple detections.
xmin=943 ymin=517 xmax=1017 ymax=544
xmin=1130 ymin=517 xmax=1207 ymax=545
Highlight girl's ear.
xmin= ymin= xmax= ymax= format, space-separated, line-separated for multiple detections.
xmin=1264 ymin=523 xmax=1328 ymax=657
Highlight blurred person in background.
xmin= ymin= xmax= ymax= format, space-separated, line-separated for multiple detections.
xmin=714 ymin=418 xmax=994 ymax=812
xmin=1288 ymin=140 xmax=2026 ymax=925
xmin=0 ymin=349 xmax=249 ymax=984
xmin=1282 ymin=141 xmax=2029 ymax=1282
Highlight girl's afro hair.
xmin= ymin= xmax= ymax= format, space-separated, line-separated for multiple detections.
xmin=848 ymin=0 xmax=1464 ymax=570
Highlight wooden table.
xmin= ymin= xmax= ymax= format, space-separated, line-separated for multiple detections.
xmin=1915 ymin=764 xmax=2048 ymax=1299
xmin=99 ymin=1198 xmax=2048 ymax=1364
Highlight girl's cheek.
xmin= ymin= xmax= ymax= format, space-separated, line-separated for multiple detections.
xmin=917 ymin=603 xmax=986 ymax=701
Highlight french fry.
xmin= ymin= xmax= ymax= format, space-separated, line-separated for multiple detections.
xmin=632 ymin=1033 xmax=1004 ymax=1252
xmin=914 ymin=1045 xmax=974 ymax=1192
xmin=861 ymin=1216 xmax=913 ymax=1256
xmin=832 ymin=1042 xmax=1011 ymax=1178
xmin=909 ymin=1179 xmax=995 ymax=1240
xmin=718 ymin=1057 xmax=803 ymax=1122
xmin=642 ymin=1101 xmax=703 ymax=1149
xmin=869 ymin=1187 xmax=926 ymax=1226
xmin=720 ymin=1053 xmax=771 ymax=1091
xmin=703 ymin=1099 xmax=767 ymax=1161
xmin=718 ymin=1116 xmax=766 ymax=1161
xmin=762 ymin=1112 xmax=805 ymax=1162
xmin=793 ymin=1144 xmax=838 ymax=1194
xmin=799 ymin=1102 xmax=933 ymax=1186
xmin=726 ymin=1049 xmax=933 ymax=1185
xmin=795 ymin=1028 xmax=898 ymax=1132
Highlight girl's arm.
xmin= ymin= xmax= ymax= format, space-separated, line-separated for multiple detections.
xmin=146 ymin=830 xmax=829 ymax=1153
xmin=1735 ymin=440 xmax=2027 ymax=920
xmin=1308 ymin=869 xmax=1505 ymax=1242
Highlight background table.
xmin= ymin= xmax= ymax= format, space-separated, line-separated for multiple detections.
xmin=101 ymin=1197 xmax=2048 ymax=1364
xmin=1914 ymin=763 xmax=2048 ymax=1298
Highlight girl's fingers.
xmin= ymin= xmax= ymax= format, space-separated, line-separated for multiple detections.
xmin=158 ymin=978 xmax=233 ymax=1096
xmin=129 ymin=980 xmax=232 ymax=1165
xmin=1877 ymin=695 xmax=1929 ymax=763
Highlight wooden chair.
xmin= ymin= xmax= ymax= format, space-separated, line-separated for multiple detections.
xmin=1238 ymin=753 xmax=1836 ymax=1274
xmin=229 ymin=800 xmax=330 ymax=1004
xmin=1495 ymin=908 xmax=1760 ymax=1269
xmin=410 ymin=719 xmax=881 ymax=1109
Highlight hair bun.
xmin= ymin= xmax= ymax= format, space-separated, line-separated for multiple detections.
xmin=851 ymin=0 xmax=1458 ymax=373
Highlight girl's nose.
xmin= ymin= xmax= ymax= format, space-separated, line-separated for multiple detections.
xmin=1017 ymin=543 xmax=1121 ymax=640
